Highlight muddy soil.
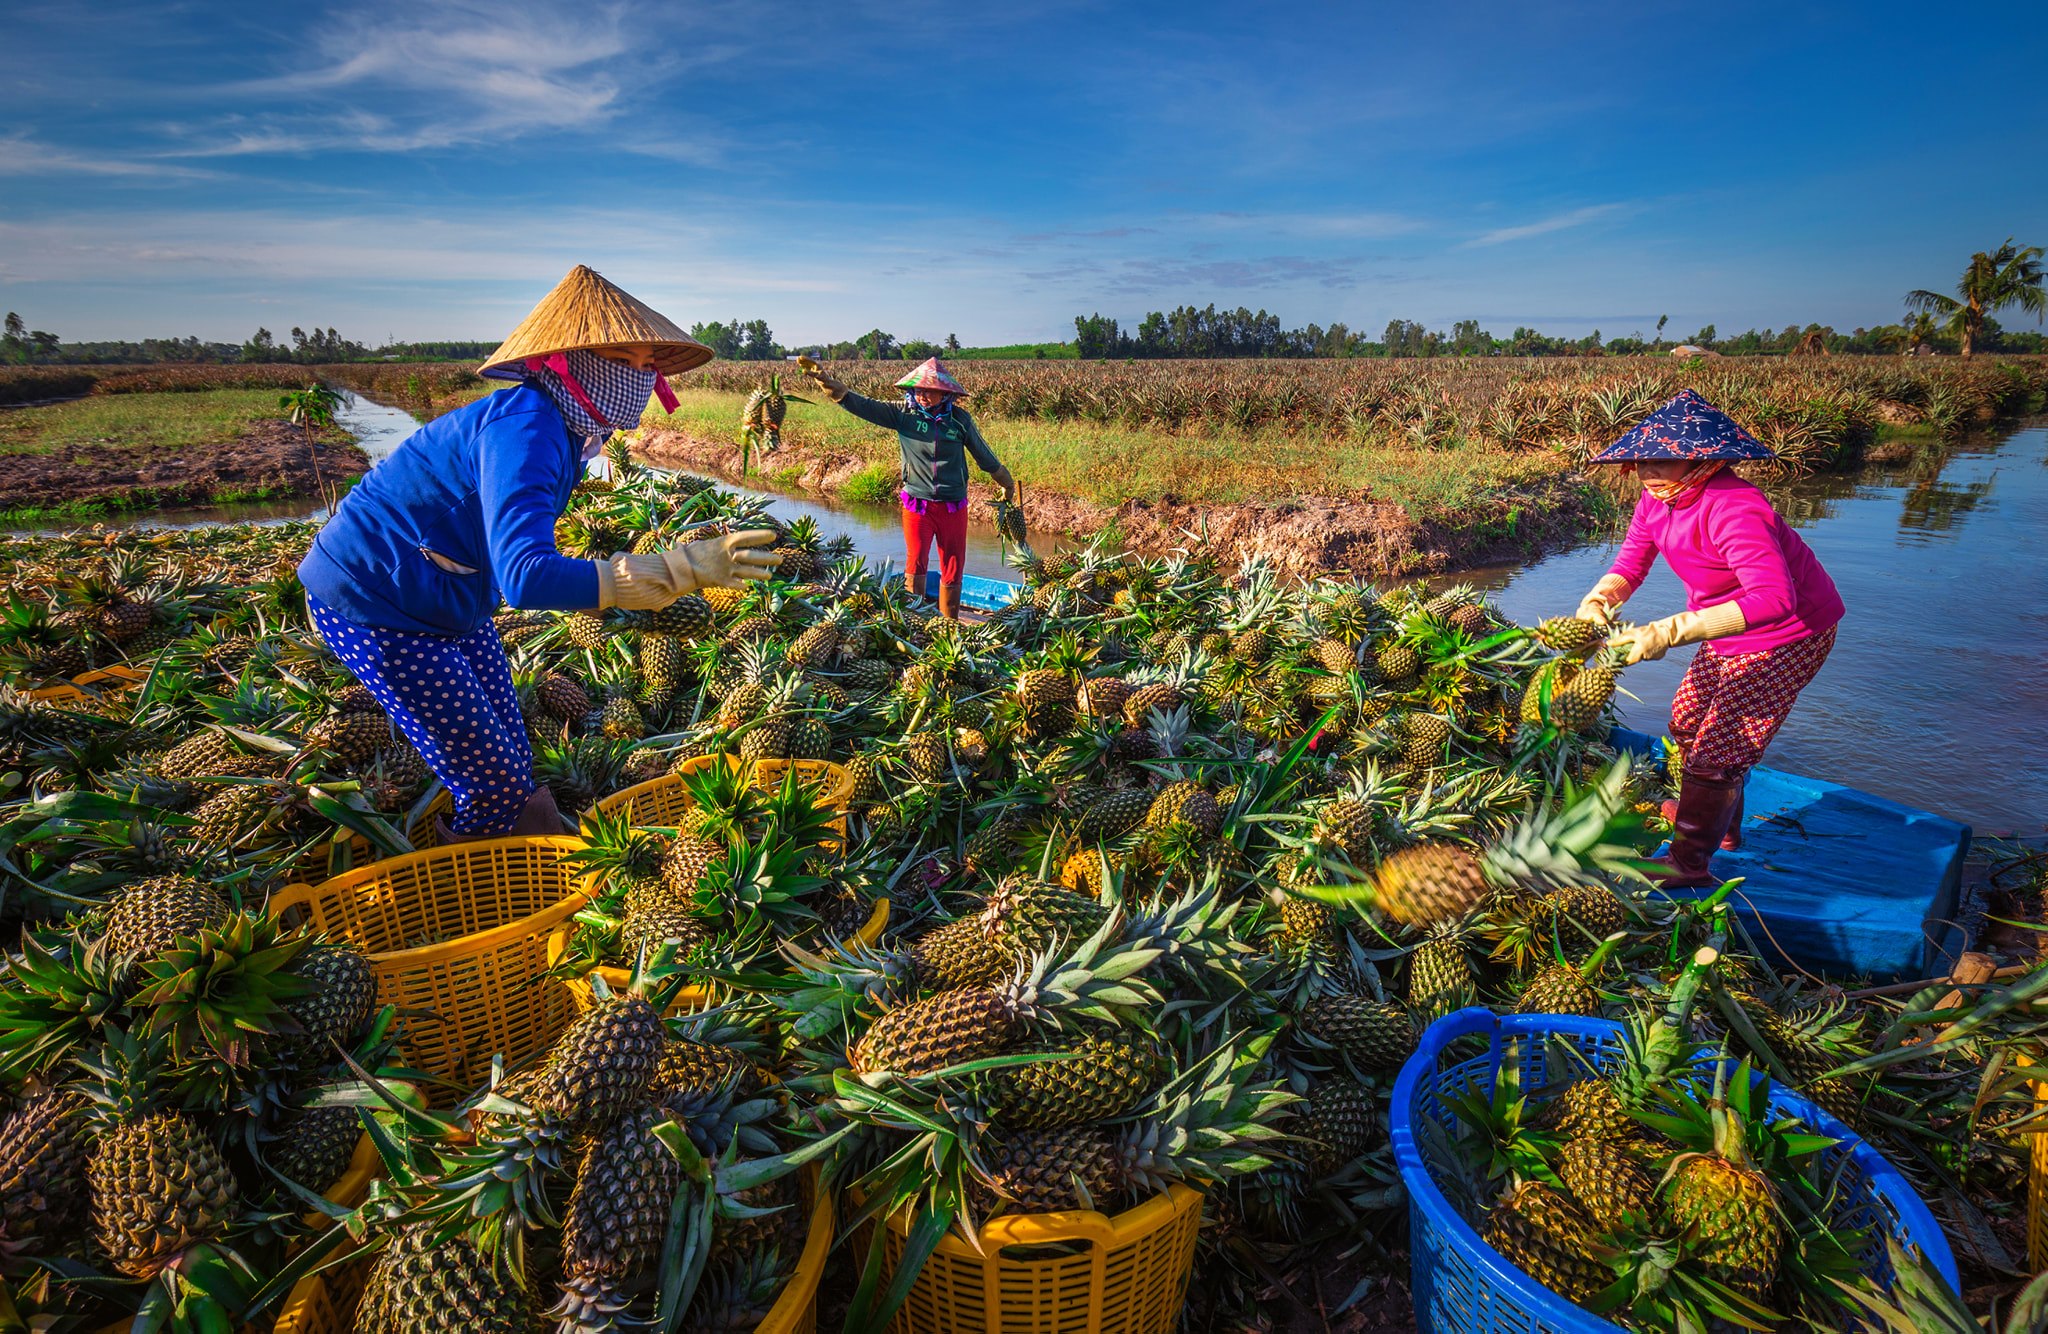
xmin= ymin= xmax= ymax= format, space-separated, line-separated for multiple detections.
xmin=0 ymin=420 xmax=368 ymax=512
xmin=637 ymin=427 xmax=1599 ymax=581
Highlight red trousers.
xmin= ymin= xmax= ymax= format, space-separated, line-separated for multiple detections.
xmin=902 ymin=500 xmax=968 ymax=587
xmin=1669 ymin=626 xmax=1835 ymax=775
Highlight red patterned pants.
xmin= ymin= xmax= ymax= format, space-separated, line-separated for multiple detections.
xmin=1668 ymin=626 xmax=1836 ymax=776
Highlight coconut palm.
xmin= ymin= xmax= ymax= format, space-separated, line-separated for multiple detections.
xmin=1904 ymin=239 xmax=2047 ymax=357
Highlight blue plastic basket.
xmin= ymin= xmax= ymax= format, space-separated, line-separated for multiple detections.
xmin=1389 ymin=1007 xmax=1958 ymax=1334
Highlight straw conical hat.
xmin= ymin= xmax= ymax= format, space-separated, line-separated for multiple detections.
xmin=480 ymin=265 xmax=713 ymax=381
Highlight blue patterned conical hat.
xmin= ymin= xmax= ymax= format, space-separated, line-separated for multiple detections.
xmin=1591 ymin=389 xmax=1774 ymax=462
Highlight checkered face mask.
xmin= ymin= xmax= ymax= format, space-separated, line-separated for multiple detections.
xmin=524 ymin=348 xmax=658 ymax=441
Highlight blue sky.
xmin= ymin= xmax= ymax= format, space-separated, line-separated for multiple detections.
xmin=3 ymin=0 xmax=2043 ymax=346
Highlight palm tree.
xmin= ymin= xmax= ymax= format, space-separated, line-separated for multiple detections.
xmin=1905 ymin=239 xmax=2047 ymax=357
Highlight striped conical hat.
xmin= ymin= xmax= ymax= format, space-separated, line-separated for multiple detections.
xmin=480 ymin=265 xmax=713 ymax=381
xmin=894 ymin=357 xmax=967 ymax=397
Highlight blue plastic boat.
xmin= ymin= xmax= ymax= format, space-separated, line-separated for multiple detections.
xmin=1606 ymin=727 xmax=1970 ymax=982
xmin=926 ymin=571 xmax=1971 ymax=982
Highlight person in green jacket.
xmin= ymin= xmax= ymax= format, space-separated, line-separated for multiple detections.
xmin=798 ymin=355 xmax=1019 ymax=619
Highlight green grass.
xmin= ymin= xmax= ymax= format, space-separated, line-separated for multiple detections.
xmin=0 ymin=390 xmax=290 ymax=456
xmin=643 ymin=389 xmax=1578 ymax=520
xmin=0 ymin=499 xmax=117 ymax=525
xmin=840 ymin=462 xmax=899 ymax=506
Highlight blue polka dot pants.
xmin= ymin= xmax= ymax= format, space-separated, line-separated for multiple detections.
xmin=307 ymin=596 xmax=535 ymax=835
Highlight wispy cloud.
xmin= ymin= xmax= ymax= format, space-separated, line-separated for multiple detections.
xmin=0 ymin=133 xmax=219 ymax=180
xmin=1464 ymin=203 xmax=1628 ymax=247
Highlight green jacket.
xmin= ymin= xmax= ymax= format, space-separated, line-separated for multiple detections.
xmin=836 ymin=391 xmax=1003 ymax=504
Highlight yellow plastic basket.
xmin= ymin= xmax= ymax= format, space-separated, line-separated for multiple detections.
xmin=269 ymin=1166 xmax=833 ymax=1334
xmin=876 ymin=1187 xmax=1204 ymax=1334
xmin=2032 ymin=1080 xmax=2048 ymax=1271
xmin=270 ymin=837 xmax=587 ymax=1096
xmin=25 ymin=663 xmax=150 ymax=707
xmin=595 ymin=755 xmax=854 ymax=833
xmin=548 ymin=895 xmax=890 ymax=1017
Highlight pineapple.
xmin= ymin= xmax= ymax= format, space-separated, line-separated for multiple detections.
xmin=1535 ymin=617 xmax=1604 ymax=659
xmin=903 ymin=731 xmax=950 ymax=782
xmin=643 ymin=593 xmax=715 ymax=640
xmin=1557 ymin=1134 xmax=1654 ymax=1230
xmin=264 ymin=1104 xmax=362 ymax=1191
xmin=79 ymin=1036 xmax=239 ymax=1278
xmin=565 ymin=610 xmax=613 ymax=650
xmin=1546 ymin=1079 xmax=1635 ymax=1144
xmin=552 ymin=1103 xmax=686 ymax=1328
xmin=1122 ymin=680 xmax=1183 ymax=728
xmin=304 ymin=709 xmax=391 ymax=764
xmin=102 ymin=874 xmax=230 ymax=966
xmin=1373 ymin=640 xmax=1420 ymax=683
xmin=979 ymin=1042 xmax=1289 ymax=1215
xmin=157 ymin=728 xmax=241 ymax=779
xmin=1299 ymin=1078 xmax=1378 ymax=1174
xmin=0 ymin=1087 xmax=92 ymax=1252
xmin=1519 ymin=659 xmax=1580 ymax=726
xmin=286 ymin=943 xmax=377 ymax=1055
xmin=1077 ymin=784 xmax=1152 ymax=841
xmin=1552 ymin=654 xmax=1619 ymax=732
xmin=528 ymin=993 xmax=664 ymax=1130
xmin=1661 ymin=1102 xmax=1785 ymax=1298
xmin=1482 ymin=1182 xmax=1608 ymax=1306
xmin=1077 ymin=676 xmax=1132 ymax=720
xmin=355 ymin=1224 xmax=534 ymax=1334
xmin=848 ymin=923 xmax=1185 ymax=1077
xmin=1400 ymin=712 xmax=1450 ymax=768
xmin=1406 ymin=928 xmax=1473 ymax=1014
xmin=1298 ymin=993 xmax=1415 ymax=1070
xmin=966 ymin=1032 xmax=1165 ymax=1129
xmin=1514 ymin=932 xmax=1624 ymax=1017
xmin=1370 ymin=764 xmax=1645 ymax=929
xmin=1146 ymin=781 xmax=1222 ymax=841
xmin=536 ymin=672 xmax=591 ymax=721
xmin=1540 ymin=884 xmax=1629 ymax=963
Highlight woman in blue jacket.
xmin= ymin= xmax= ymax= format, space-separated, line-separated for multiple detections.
xmin=299 ymin=266 xmax=778 ymax=840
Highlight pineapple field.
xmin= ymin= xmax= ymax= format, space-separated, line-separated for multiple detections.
xmin=0 ymin=444 xmax=2045 ymax=1332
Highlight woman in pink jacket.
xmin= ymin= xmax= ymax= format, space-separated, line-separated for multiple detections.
xmin=1573 ymin=390 xmax=1845 ymax=888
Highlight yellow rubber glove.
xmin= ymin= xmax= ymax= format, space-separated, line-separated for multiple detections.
xmin=1609 ymin=602 xmax=1747 ymax=665
xmin=593 ymin=530 xmax=782 ymax=609
xmin=795 ymin=355 xmax=848 ymax=401
xmin=1574 ymin=573 xmax=1632 ymax=627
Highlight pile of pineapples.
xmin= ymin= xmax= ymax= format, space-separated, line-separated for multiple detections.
xmin=341 ymin=985 xmax=827 ymax=1334
xmin=4 ymin=463 xmax=2037 ymax=1332
xmin=0 ymin=871 xmax=396 ymax=1327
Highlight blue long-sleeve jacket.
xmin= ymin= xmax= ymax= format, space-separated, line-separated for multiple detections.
xmin=298 ymin=384 xmax=599 ymax=636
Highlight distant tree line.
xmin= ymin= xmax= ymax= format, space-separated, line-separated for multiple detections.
xmin=687 ymin=319 xmax=783 ymax=361
xmin=1071 ymin=308 xmax=2048 ymax=358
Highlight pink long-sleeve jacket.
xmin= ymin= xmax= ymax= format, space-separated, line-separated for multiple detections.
xmin=1607 ymin=470 xmax=1844 ymax=655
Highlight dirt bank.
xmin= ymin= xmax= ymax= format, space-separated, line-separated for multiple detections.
xmin=637 ymin=426 xmax=1602 ymax=580
xmin=0 ymin=421 xmax=368 ymax=514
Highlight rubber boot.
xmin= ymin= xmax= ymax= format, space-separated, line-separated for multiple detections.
xmin=509 ymin=784 xmax=567 ymax=836
xmin=938 ymin=580 xmax=963 ymax=620
xmin=1662 ymin=778 xmax=1744 ymax=851
xmin=1648 ymin=768 xmax=1742 ymax=889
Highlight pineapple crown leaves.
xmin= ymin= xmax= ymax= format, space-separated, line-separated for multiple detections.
xmin=1834 ymin=1237 xmax=2034 ymax=1334
xmin=561 ymin=803 xmax=667 ymax=896
xmin=1483 ymin=759 xmax=1656 ymax=892
xmin=1004 ymin=910 xmax=1169 ymax=1031
xmin=129 ymin=911 xmax=315 ymax=1070
xmin=690 ymin=835 xmax=829 ymax=928
xmin=0 ymin=929 xmax=127 ymax=1078
xmin=1435 ymin=1047 xmax=1563 ymax=1193
xmin=1106 ymin=1031 xmax=1301 ymax=1195
xmin=72 ymin=1025 xmax=174 ymax=1126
